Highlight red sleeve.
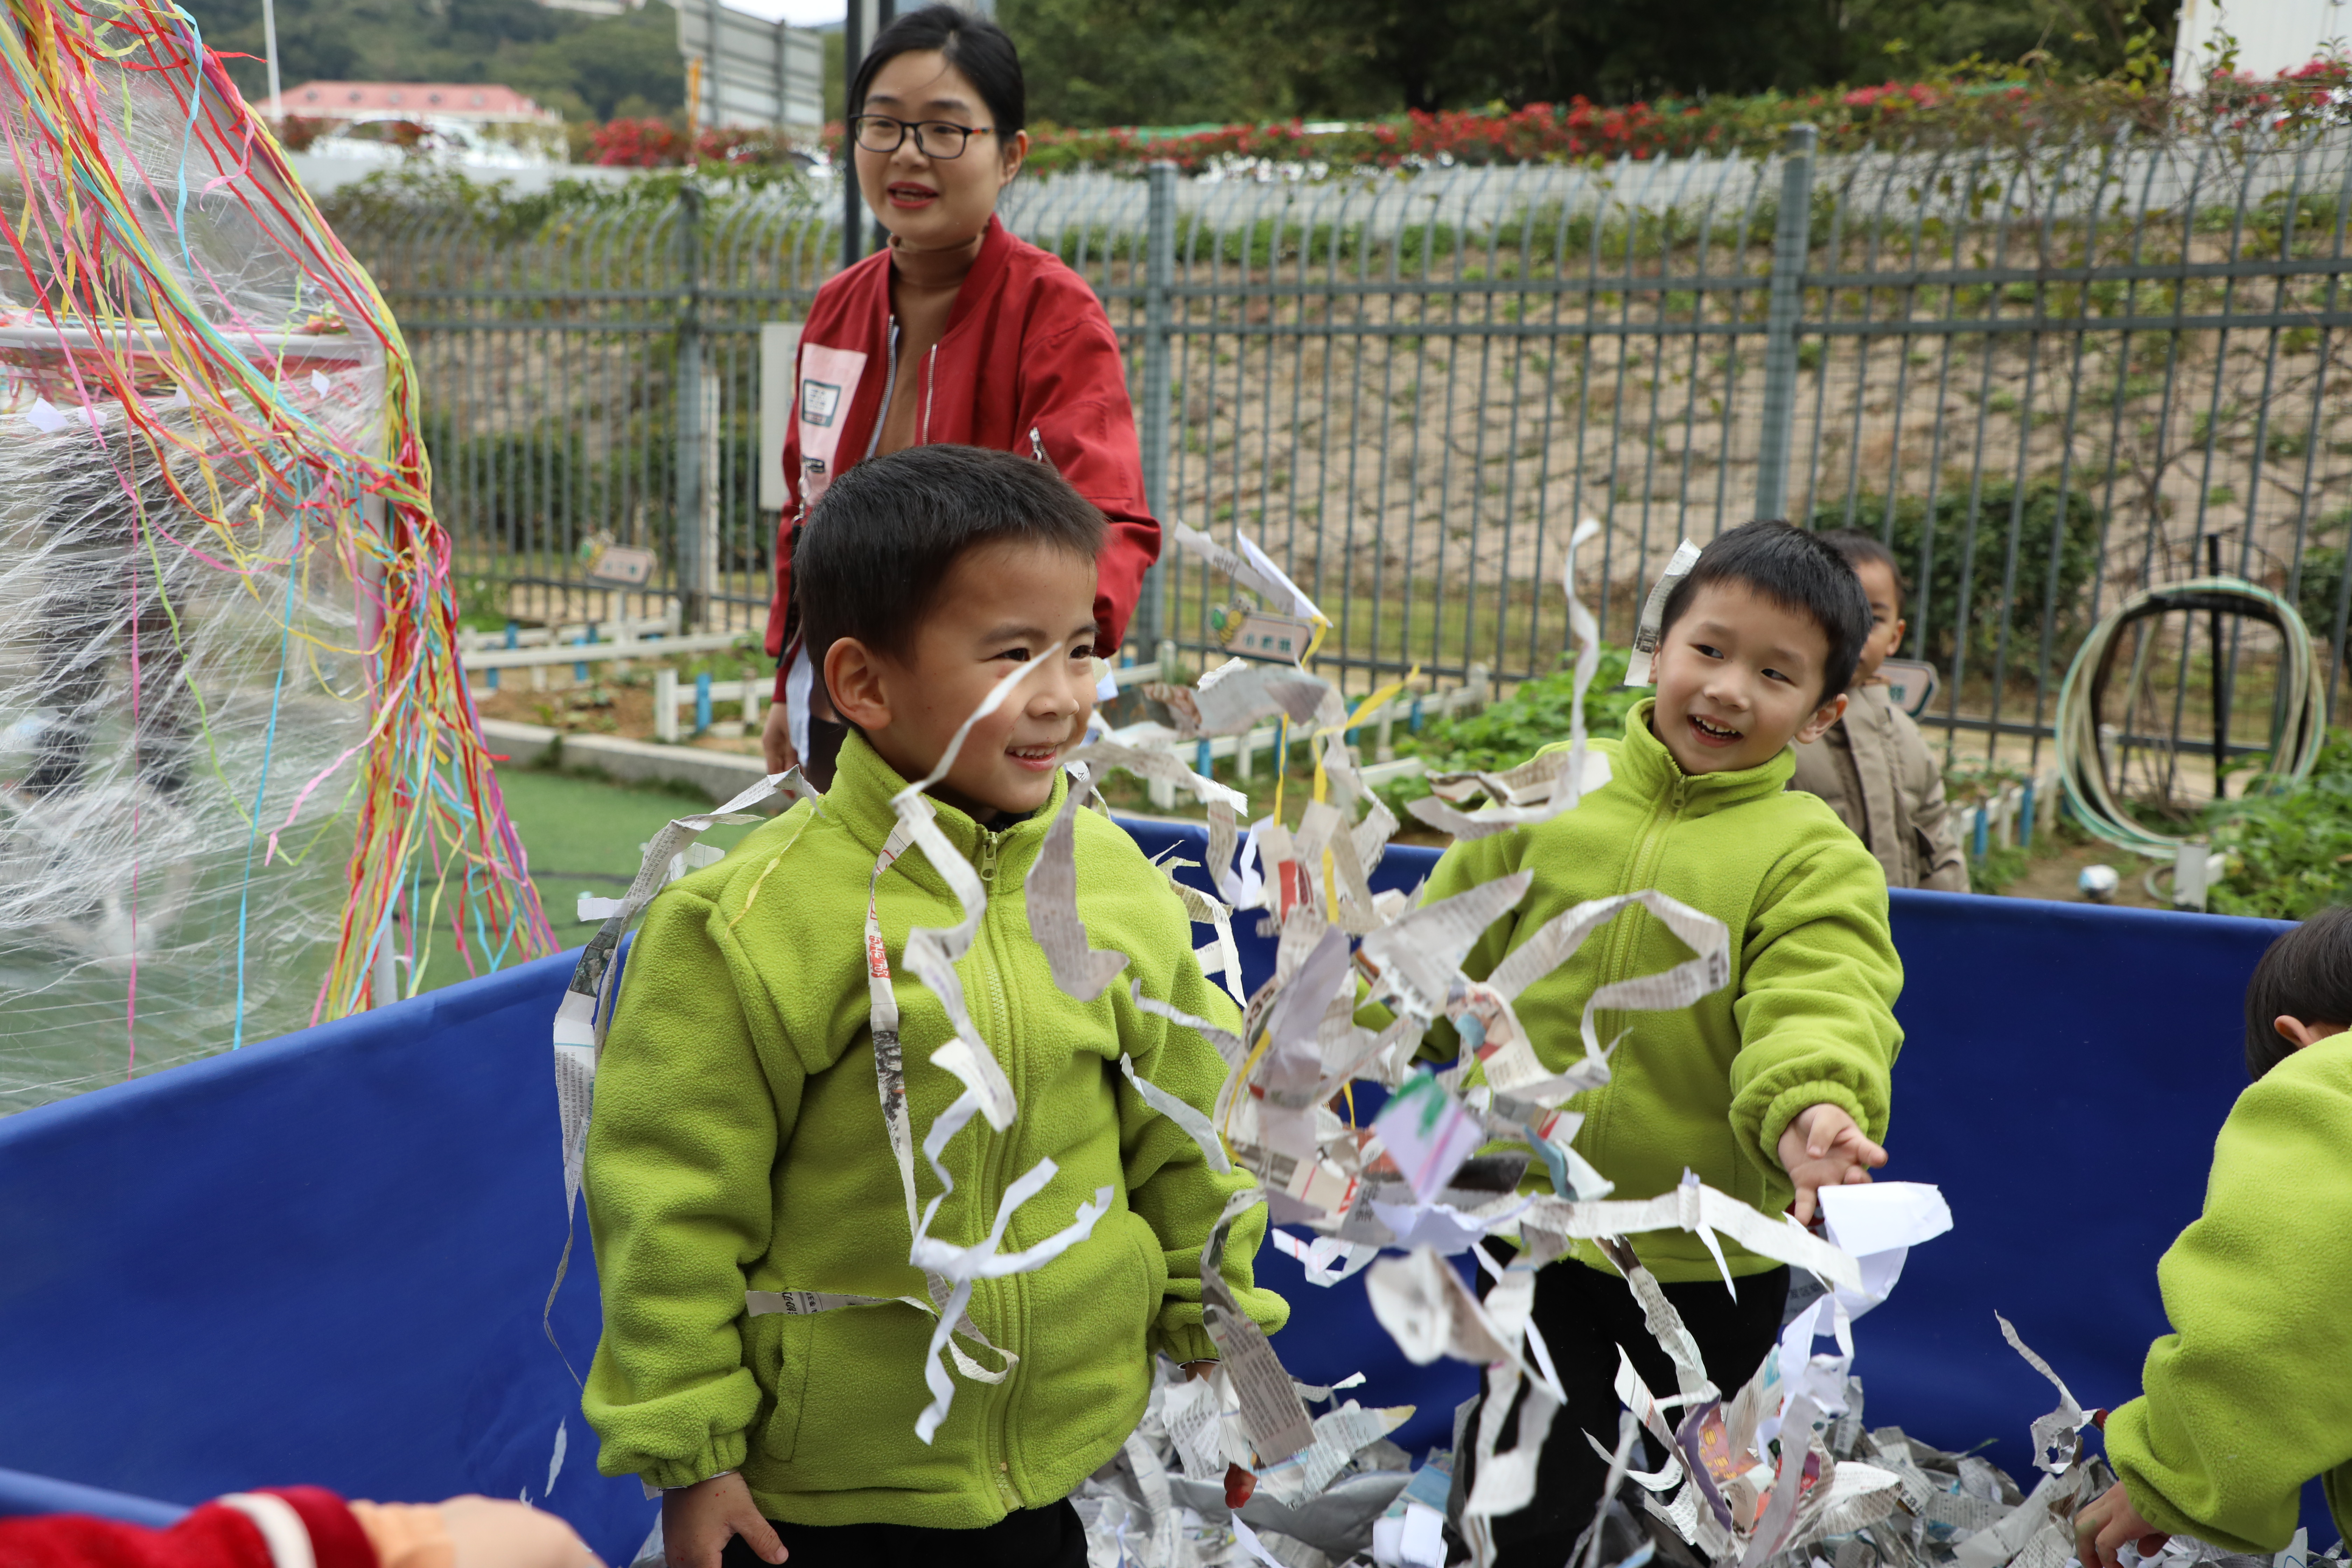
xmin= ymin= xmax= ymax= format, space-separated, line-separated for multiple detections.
xmin=764 ymin=342 xmax=809 ymax=666
xmin=1017 ymin=301 xmax=1161 ymax=653
xmin=0 ymin=1491 xmax=372 ymax=1568
xmin=264 ymin=1490 xmax=374 ymax=1568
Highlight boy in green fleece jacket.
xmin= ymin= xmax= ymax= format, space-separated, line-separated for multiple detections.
xmin=2076 ymin=908 xmax=2352 ymax=1564
xmin=581 ymin=446 xmax=1283 ymax=1568
xmin=1436 ymin=521 xmax=1905 ymax=1566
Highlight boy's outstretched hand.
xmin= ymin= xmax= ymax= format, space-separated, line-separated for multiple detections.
xmin=1776 ymin=1102 xmax=1888 ymax=1224
xmin=662 ymin=1472 xmax=786 ymax=1568
xmin=2074 ymin=1482 xmax=2169 ymax=1568
xmin=435 ymin=1496 xmax=605 ymax=1568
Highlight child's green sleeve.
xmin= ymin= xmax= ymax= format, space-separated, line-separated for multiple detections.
xmin=2104 ymin=1046 xmax=2352 ymax=1553
xmin=1726 ymin=835 xmax=1904 ymax=1174
xmin=581 ymin=887 xmax=799 ymax=1490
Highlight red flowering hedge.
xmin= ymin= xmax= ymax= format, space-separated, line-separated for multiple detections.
xmin=1014 ymin=62 xmax=2352 ymax=176
xmin=588 ymin=119 xmax=806 ymax=168
xmin=576 ymin=59 xmax=2352 ymax=176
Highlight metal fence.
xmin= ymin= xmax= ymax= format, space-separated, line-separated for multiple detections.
xmin=344 ymin=128 xmax=2352 ymax=795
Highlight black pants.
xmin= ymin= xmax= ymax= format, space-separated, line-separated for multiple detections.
xmin=1457 ymin=1252 xmax=1789 ymax=1568
xmin=717 ymin=1501 xmax=1087 ymax=1568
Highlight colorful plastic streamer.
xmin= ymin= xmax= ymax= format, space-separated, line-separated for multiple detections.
xmin=0 ymin=0 xmax=551 ymax=1108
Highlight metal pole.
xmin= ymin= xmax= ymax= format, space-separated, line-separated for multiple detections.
xmin=1755 ymin=122 xmax=1817 ymax=524
xmin=840 ymin=0 xmax=866 ymax=271
xmin=2207 ymin=533 xmax=2228 ymax=798
xmin=704 ymin=0 xmax=720 ymax=139
xmin=675 ymin=184 xmax=707 ymax=629
xmin=1133 ymin=160 xmax=1177 ymax=653
xmin=259 ymin=0 xmax=283 ymax=116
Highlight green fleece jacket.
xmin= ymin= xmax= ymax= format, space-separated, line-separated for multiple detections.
xmin=2104 ymin=1034 xmax=2352 ymax=1552
xmin=1418 ymin=700 xmax=1904 ymax=1281
xmin=581 ymin=731 xmax=1284 ymax=1529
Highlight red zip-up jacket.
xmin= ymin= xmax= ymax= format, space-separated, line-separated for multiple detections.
xmin=0 ymin=1490 xmax=374 ymax=1568
xmin=765 ymin=215 xmax=1158 ymax=685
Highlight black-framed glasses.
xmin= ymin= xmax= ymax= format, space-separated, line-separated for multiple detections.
xmin=848 ymin=114 xmax=992 ymax=159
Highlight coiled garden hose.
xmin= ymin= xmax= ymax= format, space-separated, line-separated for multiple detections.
xmin=2053 ymin=576 xmax=2324 ymax=860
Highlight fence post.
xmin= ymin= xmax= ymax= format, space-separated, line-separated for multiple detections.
xmin=674 ymin=183 xmax=708 ymax=630
xmin=1755 ymin=123 xmax=1816 ymax=525
xmin=1134 ymin=161 xmax=1178 ymax=654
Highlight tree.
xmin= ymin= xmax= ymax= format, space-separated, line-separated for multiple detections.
xmin=179 ymin=0 xmax=685 ymax=122
xmin=503 ymin=4 xmax=685 ymax=122
xmin=998 ymin=0 xmax=1338 ymax=127
xmin=998 ymin=0 xmax=2178 ymax=127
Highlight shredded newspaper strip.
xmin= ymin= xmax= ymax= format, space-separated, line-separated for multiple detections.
xmin=1624 ymin=537 xmax=1702 ymax=687
xmin=550 ymin=525 xmax=2206 ymax=1568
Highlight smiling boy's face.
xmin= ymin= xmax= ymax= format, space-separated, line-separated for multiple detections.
xmin=1650 ymin=581 xmax=1847 ymax=775
xmin=826 ymin=539 xmax=1100 ymax=823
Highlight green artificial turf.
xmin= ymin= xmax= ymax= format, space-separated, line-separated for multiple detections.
xmin=412 ymin=767 xmax=764 ymax=997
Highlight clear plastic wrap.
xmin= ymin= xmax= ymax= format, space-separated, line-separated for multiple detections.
xmin=0 ymin=0 xmax=549 ymax=1110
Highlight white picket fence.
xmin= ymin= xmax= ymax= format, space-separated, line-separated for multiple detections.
xmin=460 ymin=605 xmax=751 ymax=690
xmin=1963 ymin=768 xmax=2064 ymax=855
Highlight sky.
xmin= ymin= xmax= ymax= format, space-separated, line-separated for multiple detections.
xmin=722 ymin=0 xmax=845 ymax=22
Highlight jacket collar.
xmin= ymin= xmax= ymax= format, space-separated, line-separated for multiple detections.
xmin=825 ymin=726 xmax=1065 ymax=893
xmin=1614 ymin=698 xmax=1797 ymax=811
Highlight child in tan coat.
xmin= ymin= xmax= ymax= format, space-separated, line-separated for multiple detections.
xmin=1790 ymin=530 xmax=1969 ymax=892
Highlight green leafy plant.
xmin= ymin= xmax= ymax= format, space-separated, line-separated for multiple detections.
xmin=2206 ymin=730 xmax=2352 ymax=919
xmin=1377 ymin=644 xmax=1638 ymax=818
xmin=1970 ymin=840 xmax=2032 ymax=895
xmin=2298 ymin=546 xmax=2347 ymax=641
xmin=452 ymin=571 xmax=507 ymax=630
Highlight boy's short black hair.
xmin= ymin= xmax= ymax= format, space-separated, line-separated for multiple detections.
xmin=2243 ymin=906 xmax=2352 ymax=1080
xmin=1816 ymin=528 xmax=1904 ymax=594
xmin=793 ymin=444 xmax=1105 ymax=673
xmin=1658 ymin=520 xmax=1874 ymax=702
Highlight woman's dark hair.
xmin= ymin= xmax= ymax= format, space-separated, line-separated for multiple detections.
xmin=2243 ymin=905 xmax=2352 ymax=1080
xmin=794 ymin=444 xmax=1104 ymax=677
xmin=850 ymin=4 xmax=1026 ymax=143
xmin=1658 ymin=520 xmax=1874 ymax=704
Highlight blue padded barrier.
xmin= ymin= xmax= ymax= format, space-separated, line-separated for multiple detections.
xmin=0 ymin=817 xmax=2326 ymax=1548
xmin=0 ymin=949 xmax=653 ymax=1560
xmin=0 ymin=1465 xmax=186 ymax=1526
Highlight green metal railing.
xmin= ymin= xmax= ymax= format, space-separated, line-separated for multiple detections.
xmin=344 ymin=127 xmax=2352 ymax=795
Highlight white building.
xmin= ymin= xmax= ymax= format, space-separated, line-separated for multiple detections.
xmin=260 ymin=82 xmax=564 ymax=128
xmin=2174 ymin=0 xmax=2351 ymax=84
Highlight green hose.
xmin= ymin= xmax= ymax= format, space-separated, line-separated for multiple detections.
xmin=2052 ymin=576 xmax=2324 ymax=859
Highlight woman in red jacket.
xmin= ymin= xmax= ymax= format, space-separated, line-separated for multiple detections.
xmin=761 ymin=3 xmax=1158 ymax=783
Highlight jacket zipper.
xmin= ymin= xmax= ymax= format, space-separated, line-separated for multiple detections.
xmin=1589 ymin=776 xmax=1689 ymax=1175
xmin=970 ymin=820 xmax=1023 ymax=1510
xmin=921 ymin=343 xmax=939 ymax=445
xmin=863 ymin=321 xmax=900 ymax=463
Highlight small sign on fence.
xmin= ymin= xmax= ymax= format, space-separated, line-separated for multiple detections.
xmin=582 ymin=539 xmax=659 ymax=588
xmin=1878 ymin=659 xmax=1940 ymax=719
xmin=758 ymin=321 xmax=800 ymax=514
